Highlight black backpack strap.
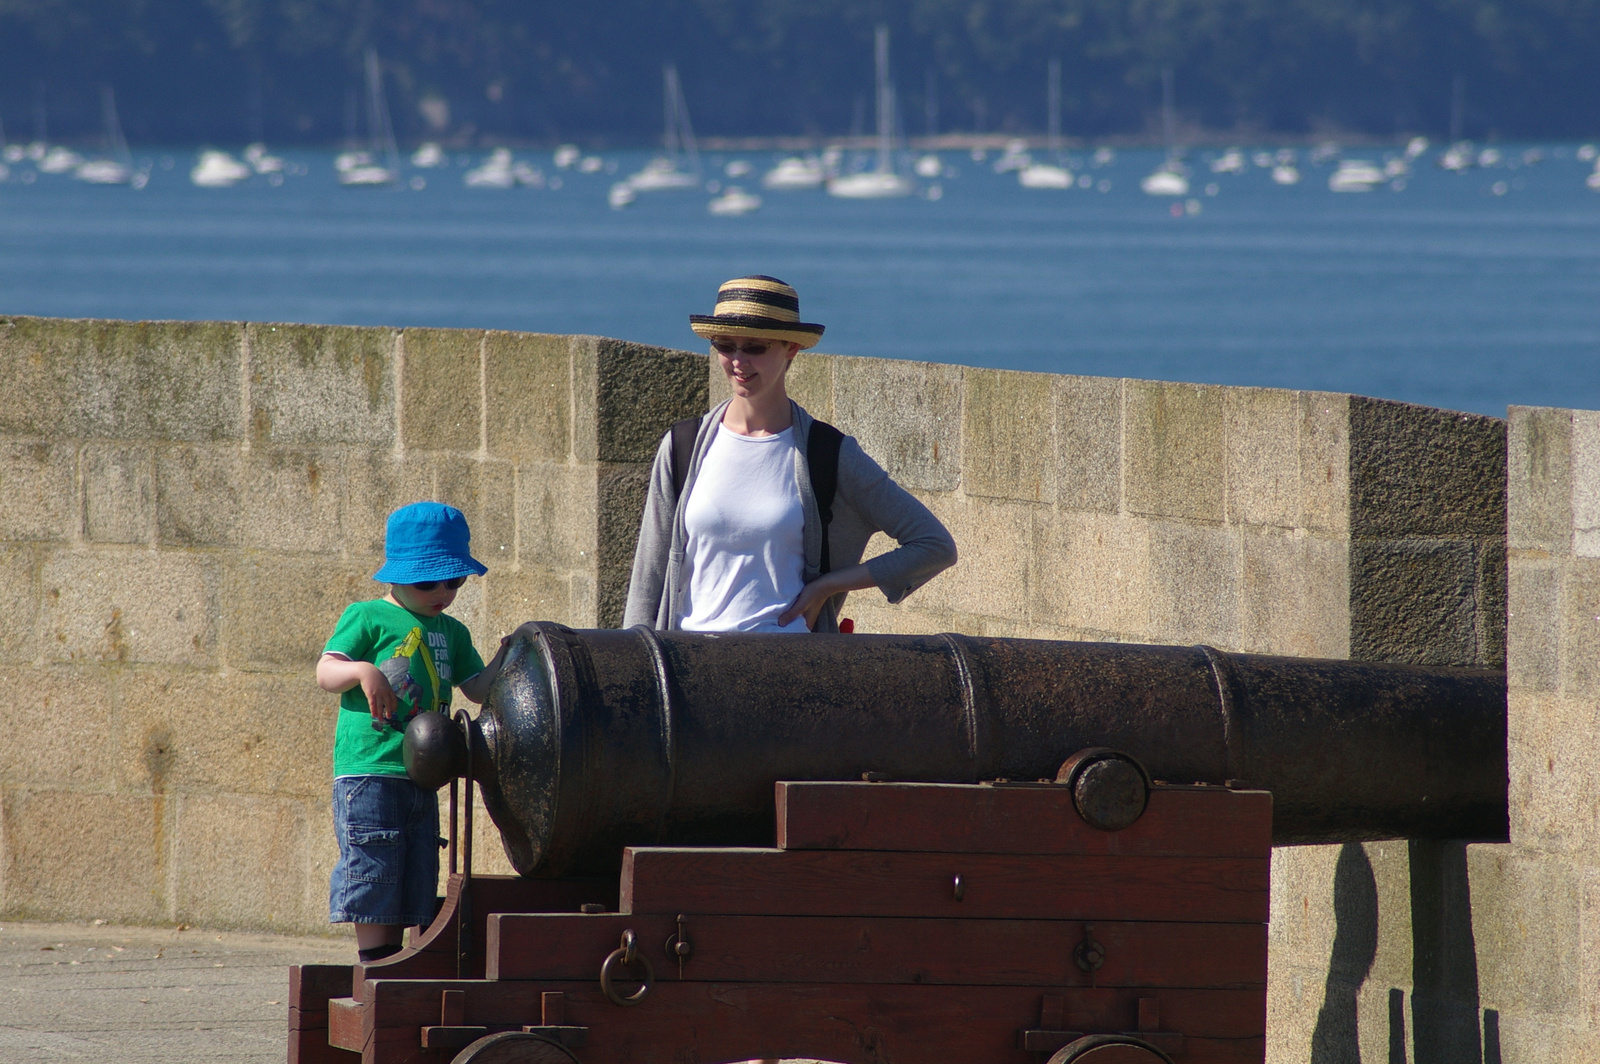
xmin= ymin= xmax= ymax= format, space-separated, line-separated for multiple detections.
xmin=807 ymin=420 xmax=844 ymax=574
xmin=669 ymin=416 xmax=700 ymax=498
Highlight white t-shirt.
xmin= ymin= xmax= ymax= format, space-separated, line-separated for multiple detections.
xmin=680 ymin=423 xmax=810 ymax=633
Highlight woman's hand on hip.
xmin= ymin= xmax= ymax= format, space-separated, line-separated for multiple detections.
xmin=778 ymin=564 xmax=876 ymax=630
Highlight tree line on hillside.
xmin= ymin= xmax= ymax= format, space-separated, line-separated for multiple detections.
xmin=2 ymin=0 xmax=1597 ymax=146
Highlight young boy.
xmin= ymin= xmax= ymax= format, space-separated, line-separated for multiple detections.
xmin=316 ymin=501 xmax=509 ymax=962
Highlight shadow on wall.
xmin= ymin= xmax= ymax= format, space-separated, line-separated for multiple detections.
xmin=1308 ymin=842 xmax=1503 ymax=1064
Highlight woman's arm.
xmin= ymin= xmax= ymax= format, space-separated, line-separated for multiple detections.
xmin=778 ymin=563 xmax=877 ymax=629
xmin=834 ymin=438 xmax=958 ymax=603
xmin=316 ymin=652 xmax=398 ymax=724
xmin=622 ymin=431 xmax=680 ymax=628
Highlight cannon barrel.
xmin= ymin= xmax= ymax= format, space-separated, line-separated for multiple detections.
xmin=407 ymin=622 xmax=1507 ymax=877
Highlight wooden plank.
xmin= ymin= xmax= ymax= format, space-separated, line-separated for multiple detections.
xmin=621 ymin=848 xmax=1268 ymax=922
xmin=291 ymin=964 xmax=354 ymax=1012
xmin=488 ymin=912 xmax=1265 ymax=988
xmin=327 ymin=997 xmax=365 ymax=1053
xmin=359 ymin=980 xmax=1265 ymax=1061
xmin=288 ymin=1006 xmax=330 ymax=1031
xmin=288 ymin=1026 xmax=361 ymax=1064
xmin=777 ymin=782 xmax=1272 ymax=858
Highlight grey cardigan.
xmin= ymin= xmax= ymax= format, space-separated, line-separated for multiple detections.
xmin=622 ymin=398 xmax=958 ymax=632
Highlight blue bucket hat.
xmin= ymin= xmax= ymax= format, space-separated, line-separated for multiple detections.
xmin=374 ymin=502 xmax=488 ymax=585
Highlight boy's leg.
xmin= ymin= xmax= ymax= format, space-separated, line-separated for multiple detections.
xmin=330 ymin=776 xmax=413 ymax=959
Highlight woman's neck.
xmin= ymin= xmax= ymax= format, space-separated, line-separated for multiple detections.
xmin=722 ymin=392 xmax=793 ymax=436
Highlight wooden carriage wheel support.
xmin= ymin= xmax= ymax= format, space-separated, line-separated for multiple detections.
xmin=290 ymin=761 xmax=1271 ymax=1064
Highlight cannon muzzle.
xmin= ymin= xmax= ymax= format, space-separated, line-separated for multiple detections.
xmin=405 ymin=622 xmax=1507 ymax=877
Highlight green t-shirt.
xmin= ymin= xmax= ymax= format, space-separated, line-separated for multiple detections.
xmin=323 ymin=598 xmax=486 ymax=778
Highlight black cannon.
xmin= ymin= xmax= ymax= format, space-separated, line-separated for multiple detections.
xmin=405 ymin=622 xmax=1507 ymax=878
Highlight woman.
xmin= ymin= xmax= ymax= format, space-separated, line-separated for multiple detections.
xmin=624 ymin=275 xmax=956 ymax=633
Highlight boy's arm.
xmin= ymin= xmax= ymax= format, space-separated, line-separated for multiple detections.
xmin=317 ymin=652 xmax=399 ymax=724
xmin=457 ymin=636 xmax=513 ymax=705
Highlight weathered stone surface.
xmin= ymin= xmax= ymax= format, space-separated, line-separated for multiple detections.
xmin=41 ymin=551 xmax=218 ymax=666
xmin=1350 ymin=539 xmax=1483 ymax=666
xmin=911 ymin=494 xmax=1034 ymax=622
xmin=1573 ymin=410 xmax=1600 ymax=559
xmin=0 ymin=440 xmax=78 ymax=542
xmin=1297 ymin=392 xmax=1350 ymax=536
xmin=155 ymin=446 xmax=341 ymax=552
xmin=485 ymin=330 xmax=571 ymax=460
xmin=1507 ymin=693 xmax=1598 ymax=856
xmin=1054 ymin=375 xmax=1121 ymax=514
xmin=0 ymin=665 xmax=114 ymax=787
xmin=401 ymin=327 xmax=483 ymax=453
xmin=0 ymin=789 xmax=164 ymax=923
xmin=1507 ymin=562 xmax=1560 ymax=692
xmin=515 ymin=460 xmax=596 ymax=573
xmin=961 ymin=368 xmax=1054 ymax=503
xmin=1148 ymin=520 xmax=1241 ymax=646
xmin=1124 ymin=379 xmax=1225 ymax=522
xmin=118 ymin=670 xmax=333 ymax=800
xmin=336 ymin=451 xmax=435 ymax=557
xmin=1558 ymin=558 xmax=1600 ymax=698
xmin=1508 ymin=406 xmax=1572 ymax=554
xmin=594 ymin=339 xmax=706 ymax=463
xmin=595 ymin=464 xmax=651 ymax=626
xmin=174 ymin=793 xmax=313 ymax=932
xmin=782 ymin=349 xmax=834 ymax=421
xmin=1470 ymin=848 xmax=1580 ymax=1015
xmin=0 ymin=545 xmax=41 ymax=662
xmin=221 ymin=556 xmax=374 ymax=671
xmin=1031 ymin=511 xmax=1152 ymax=638
xmin=1225 ymin=387 xmax=1301 ymax=529
xmin=0 ymin=316 xmax=244 ymax=441
xmin=84 ymin=444 xmax=154 ymax=544
xmin=247 ymin=322 xmax=395 ymax=446
xmin=485 ymin=569 xmax=574 ymax=635
xmin=831 ymin=357 xmax=961 ymax=493
xmin=1349 ymin=396 xmax=1506 ymax=539
xmin=1475 ymin=536 xmax=1507 ymax=668
xmin=1240 ymin=528 xmax=1349 ymax=658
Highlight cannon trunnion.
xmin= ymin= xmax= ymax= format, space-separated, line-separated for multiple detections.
xmin=410 ymin=623 xmax=1507 ymax=877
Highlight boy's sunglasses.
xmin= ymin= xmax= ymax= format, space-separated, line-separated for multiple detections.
xmin=711 ymin=338 xmax=784 ymax=356
xmin=410 ymin=576 xmax=468 ymax=591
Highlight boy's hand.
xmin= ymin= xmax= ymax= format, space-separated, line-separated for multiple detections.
xmin=357 ymin=662 xmax=399 ymax=727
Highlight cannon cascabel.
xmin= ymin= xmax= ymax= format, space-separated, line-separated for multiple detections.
xmin=403 ymin=622 xmax=1507 ymax=877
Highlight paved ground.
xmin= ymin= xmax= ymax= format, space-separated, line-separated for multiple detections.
xmin=0 ymin=920 xmax=352 ymax=1063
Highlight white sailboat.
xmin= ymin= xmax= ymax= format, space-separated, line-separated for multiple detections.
xmin=762 ymin=155 xmax=825 ymax=189
xmin=191 ymin=149 xmax=252 ymax=187
xmin=1328 ymin=159 xmax=1385 ymax=192
xmin=625 ymin=66 xmax=701 ymax=192
xmin=75 ymin=87 xmax=137 ymax=185
xmin=1019 ymin=59 xmax=1073 ymax=189
xmin=1141 ymin=68 xmax=1189 ymax=196
xmin=708 ymin=186 xmax=762 ymax=215
xmin=340 ymin=47 xmax=400 ymax=187
xmin=827 ymin=26 xmax=914 ymax=199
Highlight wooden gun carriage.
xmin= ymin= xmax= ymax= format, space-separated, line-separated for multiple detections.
xmin=290 ymin=624 xmax=1507 ymax=1064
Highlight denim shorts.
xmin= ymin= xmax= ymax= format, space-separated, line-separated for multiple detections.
xmin=329 ymin=775 xmax=442 ymax=926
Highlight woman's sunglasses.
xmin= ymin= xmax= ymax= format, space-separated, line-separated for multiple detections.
xmin=711 ymin=339 xmax=784 ymax=356
xmin=410 ymin=576 xmax=468 ymax=591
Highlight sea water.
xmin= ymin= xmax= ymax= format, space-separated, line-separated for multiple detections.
xmin=1 ymin=146 xmax=1596 ymax=417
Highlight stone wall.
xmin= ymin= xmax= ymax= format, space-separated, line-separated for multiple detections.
xmin=0 ymin=315 xmax=706 ymax=931
xmin=4 ymin=314 xmax=1576 ymax=1061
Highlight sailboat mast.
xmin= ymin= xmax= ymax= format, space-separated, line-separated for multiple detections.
xmin=101 ymin=85 xmax=130 ymax=165
xmin=874 ymin=25 xmax=892 ymax=174
xmin=1161 ymin=66 xmax=1176 ymax=163
xmin=664 ymin=66 xmax=679 ymax=158
xmin=1047 ymin=58 xmax=1061 ymax=152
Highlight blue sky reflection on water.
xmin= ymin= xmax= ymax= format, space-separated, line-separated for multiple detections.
xmin=2 ymin=146 xmax=1597 ymax=416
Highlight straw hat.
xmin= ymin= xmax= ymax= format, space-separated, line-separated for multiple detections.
xmin=689 ymin=275 xmax=825 ymax=349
